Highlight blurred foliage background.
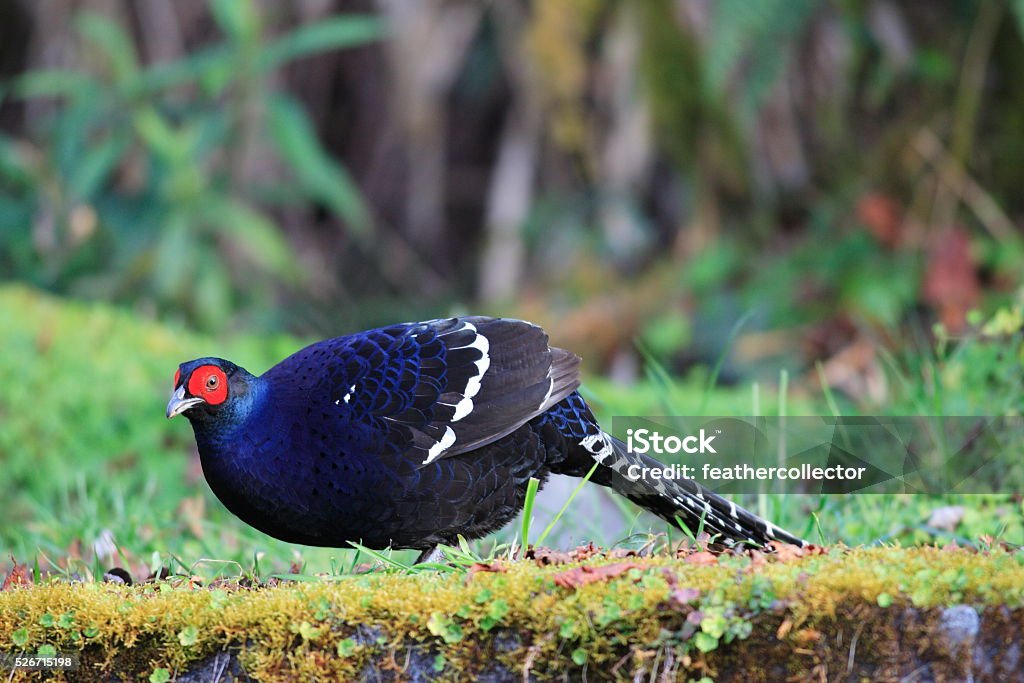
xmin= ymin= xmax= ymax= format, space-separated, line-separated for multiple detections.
xmin=4 ymin=0 xmax=1024 ymax=394
xmin=5 ymin=0 xmax=1024 ymax=571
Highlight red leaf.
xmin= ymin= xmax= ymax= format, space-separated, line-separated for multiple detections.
xmin=684 ymin=551 xmax=718 ymax=566
xmin=857 ymin=193 xmax=904 ymax=247
xmin=769 ymin=541 xmax=815 ymax=562
xmin=922 ymin=228 xmax=980 ymax=333
xmin=2 ymin=562 xmax=32 ymax=590
xmin=552 ymin=562 xmax=643 ymax=590
xmin=746 ymin=549 xmax=769 ymax=573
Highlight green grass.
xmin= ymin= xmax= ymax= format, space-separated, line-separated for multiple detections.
xmin=1 ymin=284 xmax=1023 ymax=583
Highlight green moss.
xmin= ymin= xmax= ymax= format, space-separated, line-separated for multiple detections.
xmin=2 ymin=546 xmax=1024 ymax=680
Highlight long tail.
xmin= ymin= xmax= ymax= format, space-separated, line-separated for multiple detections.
xmin=589 ymin=435 xmax=807 ymax=548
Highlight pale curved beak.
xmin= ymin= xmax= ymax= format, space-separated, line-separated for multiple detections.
xmin=166 ymin=385 xmax=204 ymax=419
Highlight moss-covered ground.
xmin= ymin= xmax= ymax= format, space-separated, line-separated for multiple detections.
xmin=3 ymin=545 xmax=1024 ymax=681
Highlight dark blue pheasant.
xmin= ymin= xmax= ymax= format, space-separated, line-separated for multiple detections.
xmin=167 ymin=317 xmax=804 ymax=560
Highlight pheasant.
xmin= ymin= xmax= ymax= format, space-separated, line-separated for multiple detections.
xmin=167 ymin=317 xmax=805 ymax=562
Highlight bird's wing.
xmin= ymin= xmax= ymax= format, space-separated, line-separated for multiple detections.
xmin=292 ymin=317 xmax=580 ymax=465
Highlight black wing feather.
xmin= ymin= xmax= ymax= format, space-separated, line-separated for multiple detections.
xmin=271 ymin=316 xmax=581 ymax=466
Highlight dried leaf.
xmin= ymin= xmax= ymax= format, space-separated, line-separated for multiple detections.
xmin=857 ymin=192 xmax=903 ymax=247
xmin=2 ymin=562 xmax=32 ymax=590
xmin=819 ymin=337 xmax=887 ymax=405
xmin=770 ymin=542 xmax=807 ymax=562
xmin=923 ymin=228 xmax=980 ymax=333
xmin=552 ymin=562 xmax=643 ymax=590
xmin=746 ymin=550 xmax=769 ymax=573
xmin=467 ymin=562 xmax=507 ymax=579
xmin=772 ymin=541 xmax=827 ymax=559
xmin=684 ymin=551 xmax=718 ymax=566
xmin=527 ymin=547 xmax=573 ymax=566
xmin=570 ymin=543 xmax=601 ymax=561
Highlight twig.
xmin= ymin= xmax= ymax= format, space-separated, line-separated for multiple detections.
xmin=912 ymin=128 xmax=1015 ymax=243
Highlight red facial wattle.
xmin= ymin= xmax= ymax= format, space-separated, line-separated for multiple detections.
xmin=186 ymin=365 xmax=228 ymax=405
xmin=173 ymin=368 xmax=181 ymax=388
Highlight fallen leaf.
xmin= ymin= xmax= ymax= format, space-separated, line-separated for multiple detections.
xmin=685 ymin=551 xmax=718 ymax=566
xmin=746 ymin=550 xmax=769 ymax=573
xmin=2 ymin=562 xmax=31 ymax=590
xmin=570 ymin=543 xmax=601 ymax=561
xmin=552 ymin=562 xmax=643 ymax=590
xmin=467 ymin=562 xmax=507 ymax=579
xmin=818 ymin=336 xmax=888 ymax=405
xmin=923 ymin=228 xmax=980 ymax=333
xmin=770 ymin=541 xmax=826 ymax=562
xmin=857 ymin=192 xmax=904 ymax=247
xmin=527 ymin=547 xmax=573 ymax=566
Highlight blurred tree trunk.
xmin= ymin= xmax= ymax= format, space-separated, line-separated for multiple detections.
xmin=377 ymin=0 xmax=482 ymax=264
xmin=477 ymin=1 xmax=537 ymax=305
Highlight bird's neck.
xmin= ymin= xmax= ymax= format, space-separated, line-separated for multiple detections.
xmin=190 ymin=375 xmax=267 ymax=456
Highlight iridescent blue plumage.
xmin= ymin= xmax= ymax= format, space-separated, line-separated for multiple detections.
xmin=169 ymin=317 xmax=805 ymax=556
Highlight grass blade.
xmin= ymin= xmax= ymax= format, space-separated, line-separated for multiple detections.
xmin=347 ymin=542 xmax=411 ymax=571
xmin=535 ymin=463 xmax=599 ymax=547
xmin=520 ymin=477 xmax=541 ymax=553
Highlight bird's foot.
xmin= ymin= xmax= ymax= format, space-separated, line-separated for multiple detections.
xmin=414 ymin=546 xmax=447 ymax=565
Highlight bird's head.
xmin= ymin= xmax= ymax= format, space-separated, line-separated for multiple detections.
xmin=166 ymin=357 xmax=254 ymax=423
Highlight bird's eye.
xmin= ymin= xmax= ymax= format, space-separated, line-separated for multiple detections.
xmin=186 ymin=364 xmax=228 ymax=405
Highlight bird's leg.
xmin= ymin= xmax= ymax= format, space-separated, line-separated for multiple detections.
xmin=414 ymin=546 xmax=446 ymax=565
